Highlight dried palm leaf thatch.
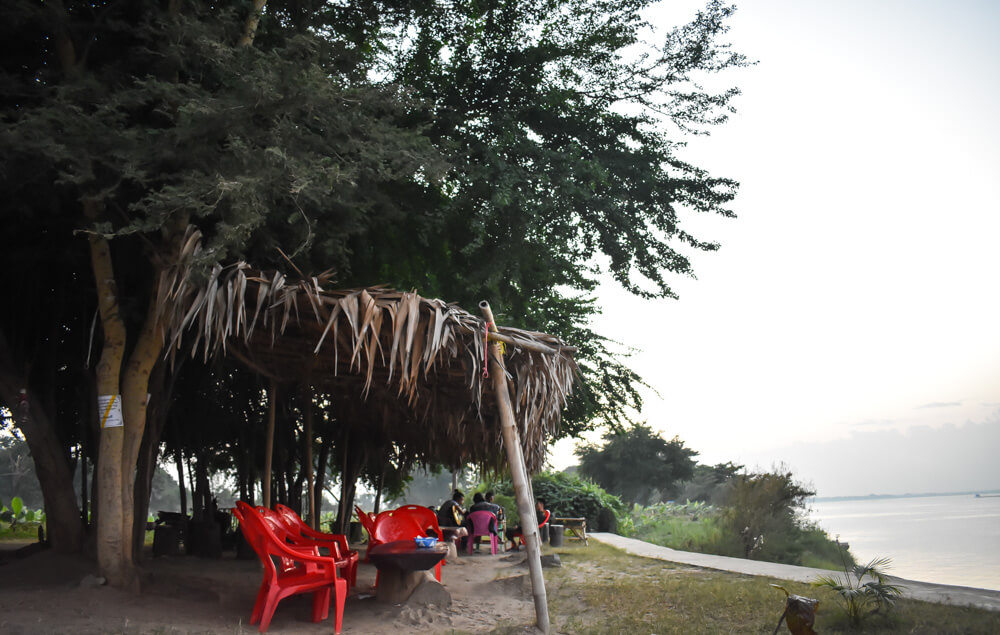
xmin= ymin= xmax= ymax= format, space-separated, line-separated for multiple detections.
xmin=156 ymin=228 xmax=577 ymax=472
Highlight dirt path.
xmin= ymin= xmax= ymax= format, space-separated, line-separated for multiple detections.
xmin=591 ymin=532 xmax=1000 ymax=612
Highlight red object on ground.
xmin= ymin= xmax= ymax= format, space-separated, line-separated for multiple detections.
xmin=466 ymin=511 xmax=499 ymax=555
xmin=273 ymin=503 xmax=359 ymax=589
xmin=233 ymin=501 xmax=347 ymax=634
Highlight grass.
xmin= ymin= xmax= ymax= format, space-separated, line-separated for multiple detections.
xmin=503 ymin=542 xmax=1000 ymax=634
xmin=630 ymin=513 xmax=730 ymax=554
xmin=0 ymin=522 xmax=44 ymax=541
xmin=628 ymin=503 xmax=849 ymax=571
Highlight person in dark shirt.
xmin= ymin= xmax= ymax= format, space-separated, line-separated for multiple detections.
xmin=437 ymin=489 xmax=466 ymax=527
xmin=466 ymin=492 xmax=501 ymax=550
xmin=483 ymin=491 xmax=505 ymax=523
xmin=505 ymin=498 xmax=548 ymax=551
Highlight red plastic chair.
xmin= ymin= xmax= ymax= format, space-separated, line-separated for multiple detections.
xmin=511 ymin=509 xmax=550 ymax=550
xmin=355 ymin=506 xmax=378 ymax=560
xmin=233 ymin=502 xmax=347 ymax=634
xmin=371 ymin=510 xmax=442 ymax=584
xmin=393 ymin=505 xmax=444 ymax=541
xmin=273 ymin=503 xmax=359 ymax=589
xmin=466 ymin=511 xmax=499 ymax=555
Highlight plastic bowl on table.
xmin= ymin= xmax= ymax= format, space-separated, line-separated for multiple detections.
xmin=414 ymin=536 xmax=437 ymax=548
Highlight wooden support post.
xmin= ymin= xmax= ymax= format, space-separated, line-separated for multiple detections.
xmin=479 ymin=301 xmax=549 ymax=634
xmin=263 ymin=379 xmax=277 ymax=509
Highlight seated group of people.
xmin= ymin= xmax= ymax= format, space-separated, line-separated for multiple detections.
xmin=436 ymin=489 xmax=547 ymax=551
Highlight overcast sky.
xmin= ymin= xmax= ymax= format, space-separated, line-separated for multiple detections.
xmin=549 ymin=0 xmax=1000 ymax=497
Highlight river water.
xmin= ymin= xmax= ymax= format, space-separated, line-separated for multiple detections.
xmin=808 ymin=493 xmax=1000 ymax=591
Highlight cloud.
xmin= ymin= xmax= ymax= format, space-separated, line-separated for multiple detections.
xmin=735 ymin=415 xmax=1000 ymax=497
xmin=850 ymin=418 xmax=896 ymax=428
xmin=915 ymin=401 xmax=961 ymax=409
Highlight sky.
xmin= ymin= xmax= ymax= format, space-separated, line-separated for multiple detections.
xmin=548 ymin=0 xmax=1000 ymax=497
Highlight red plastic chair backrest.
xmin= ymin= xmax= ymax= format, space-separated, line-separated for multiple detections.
xmin=372 ymin=510 xmax=424 ymax=544
xmin=257 ymin=506 xmax=297 ymax=539
xmin=234 ymin=502 xmax=285 ymax=578
xmin=467 ymin=510 xmax=497 ymax=536
xmin=270 ymin=504 xmax=343 ymax=558
xmin=355 ymin=506 xmax=376 ymax=536
xmin=233 ymin=503 xmax=263 ymax=558
xmin=394 ymin=505 xmax=444 ymax=540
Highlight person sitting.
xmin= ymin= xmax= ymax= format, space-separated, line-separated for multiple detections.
xmin=482 ymin=491 xmax=505 ymax=524
xmin=437 ymin=489 xmax=466 ymax=528
xmin=465 ymin=492 xmax=499 ymax=551
xmin=505 ymin=498 xmax=548 ymax=551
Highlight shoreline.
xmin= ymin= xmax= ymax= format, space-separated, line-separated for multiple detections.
xmin=811 ymin=489 xmax=1000 ymax=503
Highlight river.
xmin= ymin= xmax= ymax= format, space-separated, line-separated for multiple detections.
xmin=808 ymin=493 xmax=1000 ymax=591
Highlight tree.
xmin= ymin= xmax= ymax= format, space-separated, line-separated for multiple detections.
xmin=675 ymin=461 xmax=743 ymax=504
xmin=576 ymin=423 xmax=698 ymax=505
xmin=338 ymin=0 xmax=750 ymax=435
xmin=721 ymin=467 xmax=815 ymax=559
xmin=1 ymin=0 xmax=747 ymax=586
xmin=1 ymin=0 xmax=439 ymax=586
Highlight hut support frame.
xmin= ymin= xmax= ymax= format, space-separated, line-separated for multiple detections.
xmin=480 ymin=301 xmax=550 ymax=634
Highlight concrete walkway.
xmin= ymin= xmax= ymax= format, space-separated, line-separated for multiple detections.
xmin=590 ymin=532 xmax=1000 ymax=611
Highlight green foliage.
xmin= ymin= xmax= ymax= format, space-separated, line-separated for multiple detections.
xmin=347 ymin=0 xmax=751 ymax=435
xmin=0 ymin=497 xmax=45 ymax=539
xmin=815 ymin=556 xmax=906 ymax=627
xmin=576 ymin=423 xmax=698 ymax=505
xmin=10 ymin=496 xmax=23 ymax=519
xmin=626 ymin=501 xmax=731 ymax=553
xmin=719 ymin=467 xmax=815 ymax=561
xmin=0 ymin=0 xmax=751 ymax=544
xmin=625 ymin=473 xmax=850 ymax=570
xmin=499 ymin=471 xmax=626 ymax=532
xmin=674 ymin=461 xmax=743 ymax=504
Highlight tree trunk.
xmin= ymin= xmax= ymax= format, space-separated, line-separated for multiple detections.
xmin=313 ymin=433 xmax=332 ymax=531
xmin=118 ymin=291 xmax=166 ymax=570
xmin=89 ymin=225 xmax=131 ymax=588
xmin=238 ymin=0 xmax=268 ymax=47
xmin=174 ymin=448 xmax=187 ymax=516
xmin=263 ymin=379 xmax=277 ymax=508
xmin=373 ymin=463 xmax=385 ymax=514
xmin=131 ymin=359 xmax=170 ymax=562
xmin=186 ymin=453 xmax=196 ymax=513
xmin=335 ymin=432 xmax=365 ymax=535
xmin=302 ymin=382 xmax=316 ymax=529
xmin=0 ymin=377 xmax=83 ymax=553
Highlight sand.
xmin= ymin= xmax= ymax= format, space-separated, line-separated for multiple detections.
xmin=0 ymin=542 xmax=540 ymax=634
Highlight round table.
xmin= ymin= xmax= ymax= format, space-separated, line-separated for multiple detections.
xmin=368 ymin=540 xmax=449 ymax=603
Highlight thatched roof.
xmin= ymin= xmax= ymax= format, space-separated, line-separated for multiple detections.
xmin=156 ymin=230 xmax=577 ymax=472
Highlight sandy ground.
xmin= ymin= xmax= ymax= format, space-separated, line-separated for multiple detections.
xmin=0 ymin=541 xmax=539 ymax=634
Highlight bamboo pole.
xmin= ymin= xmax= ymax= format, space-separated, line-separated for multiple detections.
xmin=486 ymin=331 xmax=577 ymax=355
xmin=263 ymin=379 xmax=277 ymax=509
xmin=479 ymin=301 xmax=549 ymax=633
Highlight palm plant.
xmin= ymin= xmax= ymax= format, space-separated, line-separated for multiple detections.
xmin=814 ymin=545 xmax=905 ymax=626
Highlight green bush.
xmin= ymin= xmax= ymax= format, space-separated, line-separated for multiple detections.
xmin=815 ymin=556 xmax=905 ymax=626
xmin=625 ymin=477 xmax=851 ymax=570
xmin=533 ymin=471 xmax=626 ymax=531
xmin=494 ymin=471 xmax=625 ymax=532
